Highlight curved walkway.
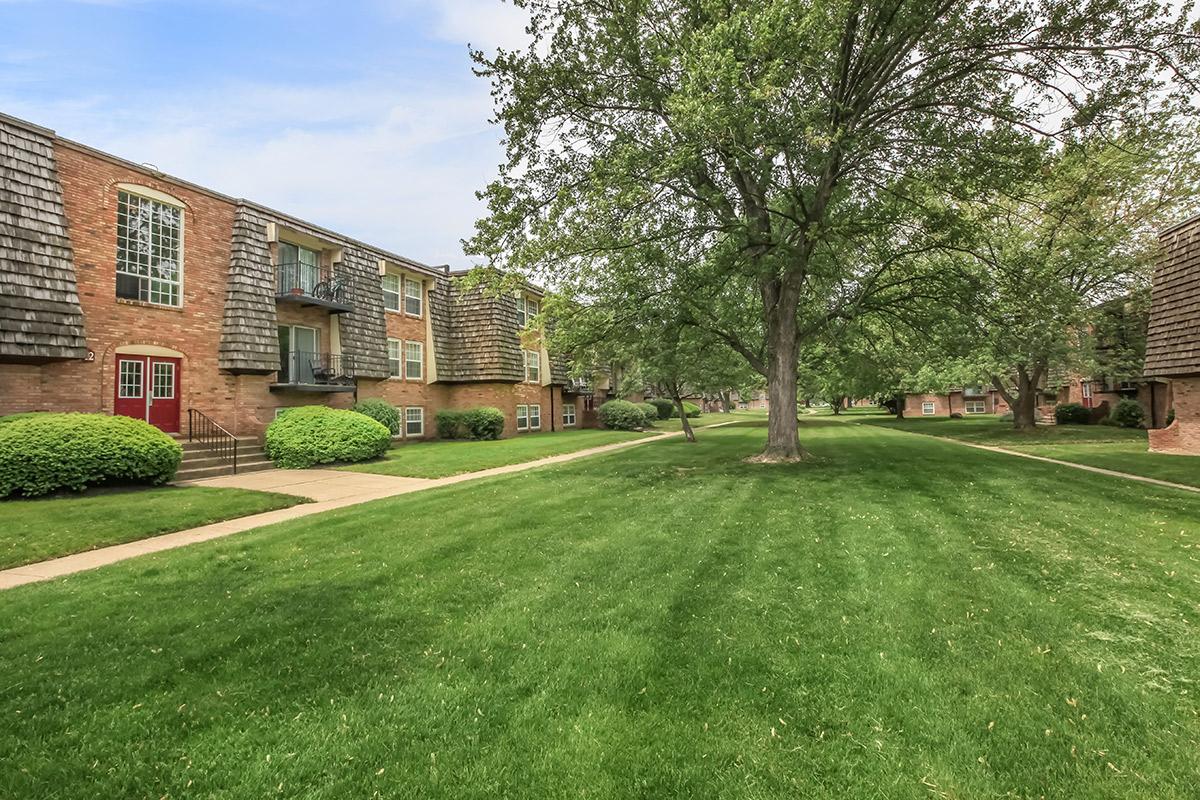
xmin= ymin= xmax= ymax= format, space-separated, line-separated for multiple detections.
xmin=0 ymin=424 xmax=735 ymax=591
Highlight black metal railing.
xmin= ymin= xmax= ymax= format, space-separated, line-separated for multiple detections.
xmin=276 ymin=262 xmax=351 ymax=305
xmin=187 ymin=408 xmax=238 ymax=474
xmin=277 ymin=351 xmax=356 ymax=386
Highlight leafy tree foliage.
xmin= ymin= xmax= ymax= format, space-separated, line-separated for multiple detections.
xmin=469 ymin=0 xmax=1197 ymax=458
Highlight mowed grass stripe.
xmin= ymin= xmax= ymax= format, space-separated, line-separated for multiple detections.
xmin=1 ymin=421 xmax=1198 ymax=798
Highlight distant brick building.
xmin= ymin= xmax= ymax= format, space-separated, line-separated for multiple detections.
xmin=1144 ymin=214 xmax=1200 ymax=455
xmin=0 ymin=112 xmax=601 ymax=441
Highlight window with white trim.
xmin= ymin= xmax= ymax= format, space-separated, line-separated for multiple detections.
xmin=382 ymin=274 xmax=401 ymax=312
xmin=921 ymin=401 xmax=936 ymax=416
xmin=964 ymin=400 xmax=986 ymax=414
xmin=404 ymin=340 xmax=423 ymax=380
xmin=525 ymin=350 xmax=540 ymax=383
xmin=529 ymin=404 xmax=541 ymax=430
xmin=562 ymin=403 xmax=576 ymax=426
xmin=387 ymin=338 xmax=402 ymax=378
xmin=118 ymin=359 xmax=143 ymax=398
xmin=515 ymin=295 xmax=540 ymax=327
xmin=116 ymin=190 xmax=182 ymax=307
xmin=516 ymin=404 xmax=529 ymax=431
xmin=152 ymin=362 xmax=175 ymax=398
xmin=404 ymin=278 xmax=423 ymax=316
xmin=405 ymin=406 xmax=424 ymax=437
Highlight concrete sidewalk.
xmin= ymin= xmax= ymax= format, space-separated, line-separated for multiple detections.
xmin=0 ymin=427 xmax=712 ymax=591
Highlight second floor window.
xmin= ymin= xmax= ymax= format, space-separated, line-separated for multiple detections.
xmin=515 ymin=295 xmax=539 ymax=327
xmin=387 ymin=338 xmax=402 ymax=378
xmin=405 ymin=278 xmax=423 ymax=316
xmin=116 ymin=190 xmax=182 ymax=307
xmin=405 ymin=341 xmax=423 ymax=380
xmin=382 ymin=274 xmax=401 ymax=312
xmin=525 ymin=350 xmax=540 ymax=383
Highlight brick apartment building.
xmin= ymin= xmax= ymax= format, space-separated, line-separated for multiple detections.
xmin=1144 ymin=214 xmax=1200 ymax=455
xmin=0 ymin=112 xmax=605 ymax=440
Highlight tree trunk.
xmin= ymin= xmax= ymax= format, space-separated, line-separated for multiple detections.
xmin=993 ymin=367 xmax=1040 ymax=430
xmin=759 ymin=303 xmax=805 ymax=460
xmin=673 ymin=394 xmax=696 ymax=443
xmin=894 ymin=394 xmax=905 ymax=419
xmin=721 ymin=390 xmax=733 ymax=413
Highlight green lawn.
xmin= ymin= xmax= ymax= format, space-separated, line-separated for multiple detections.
xmin=859 ymin=413 xmax=1149 ymax=445
xmin=1006 ymin=442 xmax=1200 ymax=488
xmin=341 ymin=427 xmax=649 ymax=478
xmin=0 ymin=486 xmax=303 ymax=569
xmin=651 ymin=409 xmax=768 ymax=431
xmin=3 ymin=421 xmax=1200 ymax=798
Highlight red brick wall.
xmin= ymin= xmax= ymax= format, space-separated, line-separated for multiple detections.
xmin=1148 ymin=377 xmax=1200 ymax=455
xmin=2 ymin=141 xmax=594 ymax=444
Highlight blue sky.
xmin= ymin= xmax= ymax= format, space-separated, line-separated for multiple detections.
xmin=0 ymin=0 xmax=530 ymax=265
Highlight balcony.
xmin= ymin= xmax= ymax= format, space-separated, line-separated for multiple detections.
xmin=270 ymin=351 xmax=357 ymax=392
xmin=276 ymin=263 xmax=354 ymax=313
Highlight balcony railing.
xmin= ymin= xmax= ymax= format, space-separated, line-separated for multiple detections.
xmin=273 ymin=351 xmax=356 ymax=392
xmin=276 ymin=262 xmax=353 ymax=312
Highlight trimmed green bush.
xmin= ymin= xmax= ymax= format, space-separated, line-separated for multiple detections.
xmin=648 ymin=399 xmax=674 ymax=420
xmin=265 ymin=406 xmax=391 ymax=469
xmin=463 ymin=407 xmax=506 ymax=440
xmin=1109 ymin=398 xmax=1145 ymax=429
xmin=0 ymin=413 xmax=182 ymax=498
xmin=352 ymin=398 xmax=400 ymax=435
xmin=669 ymin=401 xmax=702 ymax=418
xmin=436 ymin=407 xmax=506 ymax=440
xmin=436 ymin=409 xmax=468 ymax=440
xmin=635 ymin=402 xmax=659 ymax=426
xmin=598 ymin=399 xmax=647 ymax=431
xmin=1054 ymin=403 xmax=1091 ymax=425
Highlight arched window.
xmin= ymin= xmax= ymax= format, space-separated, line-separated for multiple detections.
xmin=115 ymin=184 xmax=185 ymax=307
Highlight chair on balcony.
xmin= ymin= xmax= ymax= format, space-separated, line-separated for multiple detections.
xmin=310 ymin=357 xmax=336 ymax=385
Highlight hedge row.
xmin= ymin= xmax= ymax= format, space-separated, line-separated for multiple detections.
xmin=0 ymin=413 xmax=182 ymax=498
xmin=435 ymin=407 xmax=506 ymax=440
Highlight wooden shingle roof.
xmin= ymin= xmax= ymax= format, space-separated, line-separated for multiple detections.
xmin=0 ymin=115 xmax=87 ymax=362
xmin=430 ymin=276 xmax=525 ymax=382
xmin=1144 ymin=215 xmax=1200 ymax=378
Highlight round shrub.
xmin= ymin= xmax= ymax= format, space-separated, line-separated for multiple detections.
xmin=597 ymin=399 xmax=647 ymax=431
xmin=265 ymin=406 xmax=391 ymax=469
xmin=635 ymin=402 xmax=659 ymax=426
xmin=463 ymin=407 xmax=505 ymax=440
xmin=1109 ymin=398 xmax=1145 ymax=429
xmin=0 ymin=412 xmax=182 ymax=498
xmin=352 ymin=398 xmax=400 ymax=435
xmin=669 ymin=401 xmax=702 ymax=418
xmin=1054 ymin=403 xmax=1091 ymax=425
xmin=648 ymin=398 xmax=674 ymax=420
xmin=436 ymin=409 xmax=468 ymax=439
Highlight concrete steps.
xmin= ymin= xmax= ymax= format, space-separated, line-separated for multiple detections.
xmin=172 ymin=436 xmax=275 ymax=481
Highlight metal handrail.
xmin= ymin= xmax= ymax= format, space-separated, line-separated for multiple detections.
xmin=276 ymin=262 xmax=350 ymax=304
xmin=277 ymin=351 xmax=356 ymax=385
xmin=187 ymin=408 xmax=239 ymax=474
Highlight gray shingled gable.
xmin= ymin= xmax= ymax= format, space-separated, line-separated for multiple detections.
xmin=1144 ymin=216 xmax=1200 ymax=378
xmin=0 ymin=116 xmax=87 ymax=362
xmin=218 ymin=204 xmax=391 ymax=379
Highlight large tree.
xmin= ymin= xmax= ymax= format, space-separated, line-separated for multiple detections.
xmin=938 ymin=127 xmax=1199 ymax=429
xmin=468 ymin=0 xmax=1198 ymax=459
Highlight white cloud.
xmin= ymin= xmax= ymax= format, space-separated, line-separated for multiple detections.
xmin=387 ymin=0 xmax=533 ymax=53
xmin=2 ymin=76 xmax=504 ymax=265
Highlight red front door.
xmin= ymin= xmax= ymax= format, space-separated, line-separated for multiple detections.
xmin=114 ymin=355 xmax=181 ymax=433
